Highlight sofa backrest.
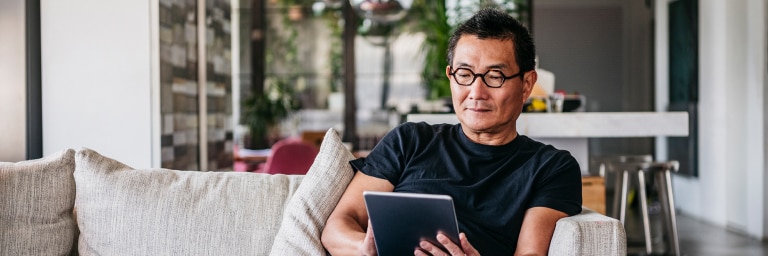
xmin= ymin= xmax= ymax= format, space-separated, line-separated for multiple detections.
xmin=0 ymin=128 xmax=357 ymax=256
xmin=74 ymin=148 xmax=304 ymax=255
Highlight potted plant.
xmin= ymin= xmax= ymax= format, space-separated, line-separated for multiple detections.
xmin=409 ymin=0 xmax=451 ymax=100
xmin=240 ymin=79 xmax=300 ymax=149
xmin=242 ymin=0 xmax=309 ymax=149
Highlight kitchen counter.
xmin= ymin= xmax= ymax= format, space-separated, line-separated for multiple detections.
xmin=407 ymin=112 xmax=689 ymax=173
xmin=407 ymin=112 xmax=689 ymax=137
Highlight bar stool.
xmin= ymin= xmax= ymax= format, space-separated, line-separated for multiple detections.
xmin=603 ymin=155 xmax=651 ymax=221
xmin=606 ymin=158 xmax=680 ymax=255
xmin=601 ymin=155 xmax=652 ymax=253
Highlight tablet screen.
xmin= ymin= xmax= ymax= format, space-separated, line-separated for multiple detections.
xmin=363 ymin=191 xmax=461 ymax=255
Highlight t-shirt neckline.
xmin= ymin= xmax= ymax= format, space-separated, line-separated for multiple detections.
xmin=455 ymin=124 xmax=525 ymax=156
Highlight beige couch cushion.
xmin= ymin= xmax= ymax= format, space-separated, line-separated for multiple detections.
xmin=0 ymin=149 xmax=77 ymax=255
xmin=74 ymin=148 xmax=303 ymax=255
xmin=269 ymin=128 xmax=356 ymax=255
xmin=549 ymin=207 xmax=627 ymax=255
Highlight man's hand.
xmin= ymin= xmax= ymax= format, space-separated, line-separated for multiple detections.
xmin=415 ymin=232 xmax=480 ymax=256
xmin=359 ymin=220 xmax=377 ymax=256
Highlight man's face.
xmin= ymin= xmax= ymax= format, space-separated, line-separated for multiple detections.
xmin=446 ymin=35 xmax=535 ymax=135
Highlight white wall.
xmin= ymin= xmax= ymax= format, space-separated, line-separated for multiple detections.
xmin=764 ymin=0 xmax=768 ymax=240
xmin=656 ymin=0 xmax=767 ymax=239
xmin=744 ymin=0 xmax=768 ymax=238
xmin=0 ymin=0 xmax=27 ymax=162
xmin=41 ymin=0 xmax=158 ymax=168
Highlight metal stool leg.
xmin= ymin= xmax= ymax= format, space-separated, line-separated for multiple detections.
xmin=656 ymin=169 xmax=680 ymax=255
xmin=612 ymin=167 xmax=623 ymax=219
xmin=637 ymin=170 xmax=653 ymax=254
xmin=619 ymin=170 xmax=630 ymax=223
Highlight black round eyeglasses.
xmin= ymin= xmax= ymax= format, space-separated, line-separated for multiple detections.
xmin=449 ymin=67 xmax=523 ymax=88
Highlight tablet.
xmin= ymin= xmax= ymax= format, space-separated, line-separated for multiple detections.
xmin=363 ymin=191 xmax=461 ymax=255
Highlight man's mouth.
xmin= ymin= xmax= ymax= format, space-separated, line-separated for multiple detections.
xmin=464 ymin=102 xmax=492 ymax=112
xmin=466 ymin=107 xmax=491 ymax=112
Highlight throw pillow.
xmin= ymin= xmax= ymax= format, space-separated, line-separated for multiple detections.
xmin=269 ymin=128 xmax=356 ymax=255
xmin=0 ymin=149 xmax=77 ymax=255
xmin=74 ymin=148 xmax=303 ymax=255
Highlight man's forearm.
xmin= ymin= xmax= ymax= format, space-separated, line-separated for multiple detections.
xmin=322 ymin=214 xmax=368 ymax=255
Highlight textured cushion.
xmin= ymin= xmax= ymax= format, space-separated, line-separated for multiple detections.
xmin=548 ymin=207 xmax=627 ymax=256
xmin=74 ymin=148 xmax=303 ymax=255
xmin=269 ymin=128 xmax=356 ymax=255
xmin=0 ymin=149 xmax=77 ymax=255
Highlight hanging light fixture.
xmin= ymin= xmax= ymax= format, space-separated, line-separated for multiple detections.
xmin=349 ymin=0 xmax=413 ymax=24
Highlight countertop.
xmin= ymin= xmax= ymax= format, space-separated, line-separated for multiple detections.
xmin=406 ymin=112 xmax=689 ymax=137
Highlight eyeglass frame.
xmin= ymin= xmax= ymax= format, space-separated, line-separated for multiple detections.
xmin=448 ymin=66 xmax=525 ymax=88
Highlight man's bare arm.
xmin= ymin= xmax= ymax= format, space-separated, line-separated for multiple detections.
xmin=514 ymin=206 xmax=569 ymax=256
xmin=322 ymin=171 xmax=394 ymax=255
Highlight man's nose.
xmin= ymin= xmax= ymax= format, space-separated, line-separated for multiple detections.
xmin=467 ymin=78 xmax=489 ymax=100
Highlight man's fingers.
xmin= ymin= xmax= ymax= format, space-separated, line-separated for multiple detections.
xmin=417 ymin=233 xmax=476 ymax=256
xmin=437 ymin=233 xmax=463 ymax=254
xmin=418 ymin=241 xmax=448 ymax=256
xmin=365 ymin=223 xmax=374 ymax=242
xmin=360 ymin=220 xmax=377 ymax=256
xmin=459 ymin=233 xmax=480 ymax=256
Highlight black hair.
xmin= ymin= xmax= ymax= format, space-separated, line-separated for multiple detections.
xmin=447 ymin=8 xmax=535 ymax=73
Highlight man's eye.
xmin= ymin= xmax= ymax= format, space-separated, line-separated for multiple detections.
xmin=457 ymin=73 xmax=472 ymax=78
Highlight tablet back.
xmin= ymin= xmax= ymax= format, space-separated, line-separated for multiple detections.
xmin=363 ymin=191 xmax=460 ymax=256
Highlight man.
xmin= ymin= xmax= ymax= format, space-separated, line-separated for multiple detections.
xmin=321 ymin=8 xmax=582 ymax=256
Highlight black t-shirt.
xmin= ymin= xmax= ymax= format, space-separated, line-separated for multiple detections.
xmin=350 ymin=122 xmax=582 ymax=255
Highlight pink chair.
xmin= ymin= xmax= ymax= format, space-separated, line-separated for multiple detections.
xmin=256 ymin=138 xmax=319 ymax=175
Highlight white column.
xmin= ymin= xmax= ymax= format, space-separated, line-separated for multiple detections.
xmin=41 ymin=0 xmax=156 ymax=168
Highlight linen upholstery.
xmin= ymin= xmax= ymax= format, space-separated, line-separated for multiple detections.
xmin=0 ymin=149 xmax=77 ymax=256
xmin=74 ymin=148 xmax=303 ymax=255
xmin=549 ymin=207 xmax=627 ymax=255
xmin=269 ymin=128 xmax=356 ymax=255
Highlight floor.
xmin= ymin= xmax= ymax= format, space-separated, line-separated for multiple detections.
xmin=675 ymin=213 xmax=768 ymax=256
xmin=618 ymin=196 xmax=768 ymax=256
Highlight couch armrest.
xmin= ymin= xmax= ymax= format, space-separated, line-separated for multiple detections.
xmin=548 ymin=207 xmax=626 ymax=256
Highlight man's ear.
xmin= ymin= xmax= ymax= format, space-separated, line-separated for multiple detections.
xmin=445 ymin=65 xmax=452 ymax=79
xmin=521 ymin=70 xmax=538 ymax=100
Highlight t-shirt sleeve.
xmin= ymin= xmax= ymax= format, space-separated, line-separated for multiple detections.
xmin=349 ymin=124 xmax=411 ymax=186
xmin=528 ymin=151 xmax=583 ymax=216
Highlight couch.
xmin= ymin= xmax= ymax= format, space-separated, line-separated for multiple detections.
xmin=0 ymin=129 xmax=626 ymax=255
